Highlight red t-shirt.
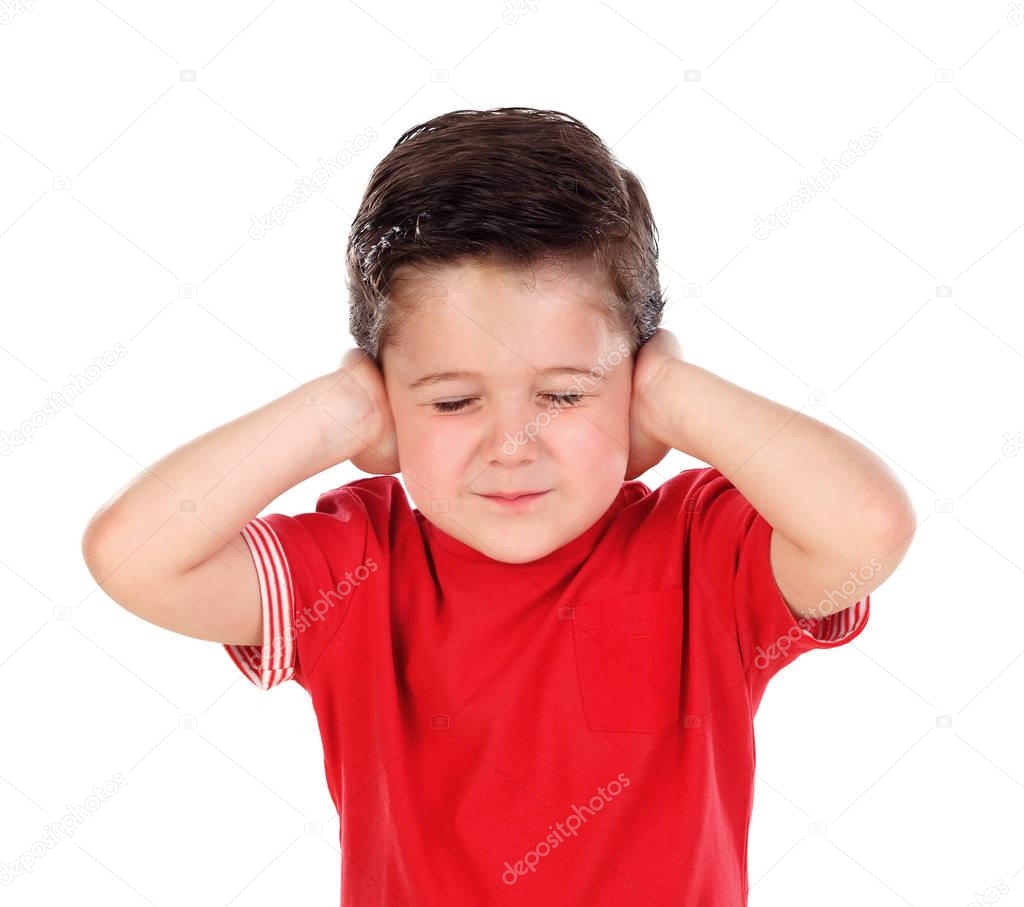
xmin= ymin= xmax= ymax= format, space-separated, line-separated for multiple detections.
xmin=224 ymin=466 xmax=869 ymax=905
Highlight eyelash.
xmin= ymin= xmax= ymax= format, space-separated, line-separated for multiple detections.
xmin=432 ymin=393 xmax=585 ymax=414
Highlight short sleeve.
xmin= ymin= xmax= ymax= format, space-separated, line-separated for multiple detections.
xmin=223 ymin=504 xmax=368 ymax=690
xmin=224 ymin=517 xmax=300 ymax=690
xmin=688 ymin=469 xmax=870 ymax=708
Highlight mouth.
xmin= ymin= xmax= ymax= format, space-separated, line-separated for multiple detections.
xmin=476 ymin=490 xmax=551 ymax=508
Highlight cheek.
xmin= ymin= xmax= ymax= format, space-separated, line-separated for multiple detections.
xmin=395 ymin=410 xmax=471 ymax=470
xmin=551 ymin=403 xmax=630 ymax=463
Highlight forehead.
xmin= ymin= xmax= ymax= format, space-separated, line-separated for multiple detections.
xmin=386 ymin=258 xmax=623 ymax=377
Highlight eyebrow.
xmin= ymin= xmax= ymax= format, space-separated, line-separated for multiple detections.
xmin=408 ymin=366 xmax=591 ymax=390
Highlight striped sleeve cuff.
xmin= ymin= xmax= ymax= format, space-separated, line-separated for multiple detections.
xmin=800 ymin=596 xmax=870 ymax=646
xmin=223 ymin=517 xmax=298 ymax=690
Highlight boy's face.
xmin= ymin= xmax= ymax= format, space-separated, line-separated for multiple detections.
xmin=380 ymin=258 xmax=634 ymax=565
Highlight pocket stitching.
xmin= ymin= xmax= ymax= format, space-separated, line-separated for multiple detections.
xmin=574 ymin=614 xmax=681 ymax=637
xmin=572 ymin=596 xmax=683 ymax=734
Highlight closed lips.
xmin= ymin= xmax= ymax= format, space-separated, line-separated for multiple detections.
xmin=481 ymin=491 xmax=547 ymax=499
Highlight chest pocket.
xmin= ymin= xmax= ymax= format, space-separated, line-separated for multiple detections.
xmin=571 ymin=588 xmax=684 ymax=733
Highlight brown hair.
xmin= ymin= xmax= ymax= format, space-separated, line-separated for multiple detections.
xmin=346 ymin=107 xmax=665 ymax=365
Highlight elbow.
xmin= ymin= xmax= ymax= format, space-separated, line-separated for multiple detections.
xmin=865 ymin=497 xmax=917 ymax=574
xmin=81 ymin=508 xmax=134 ymax=609
xmin=881 ymin=486 xmax=917 ymax=550
xmin=80 ymin=507 xmax=119 ymax=577
xmin=81 ymin=509 xmax=112 ymax=583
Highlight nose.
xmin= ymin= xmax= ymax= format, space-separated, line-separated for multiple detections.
xmin=483 ymin=395 xmax=542 ymax=467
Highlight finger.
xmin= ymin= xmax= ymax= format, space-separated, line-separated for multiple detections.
xmin=656 ymin=329 xmax=683 ymax=359
xmin=338 ymin=348 xmax=361 ymax=370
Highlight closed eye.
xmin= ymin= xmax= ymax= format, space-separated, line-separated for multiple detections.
xmin=432 ymin=393 xmax=585 ymax=415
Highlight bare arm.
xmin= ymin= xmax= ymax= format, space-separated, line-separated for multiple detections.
xmin=643 ymin=356 xmax=915 ymax=621
xmin=81 ymin=353 xmax=396 ymax=646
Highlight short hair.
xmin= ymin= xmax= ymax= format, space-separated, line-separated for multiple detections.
xmin=346 ymin=106 xmax=666 ymax=365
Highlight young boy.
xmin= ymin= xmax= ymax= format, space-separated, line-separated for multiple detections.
xmin=81 ymin=107 xmax=915 ymax=905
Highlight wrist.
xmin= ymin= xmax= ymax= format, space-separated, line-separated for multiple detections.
xmin=645 ymin=358 xmax=693 ymax=454
xmin=301 ymin=369 xmax=377 ymax=469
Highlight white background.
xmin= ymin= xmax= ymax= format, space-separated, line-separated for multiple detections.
xmin=1 ymin=1 xmax=1022 ymax=904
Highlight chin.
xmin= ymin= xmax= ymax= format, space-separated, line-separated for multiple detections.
xmin=497 ymin=548 xmax=552 ymax=565
xmin=484 ymin=532 xmax=557 ymax=564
